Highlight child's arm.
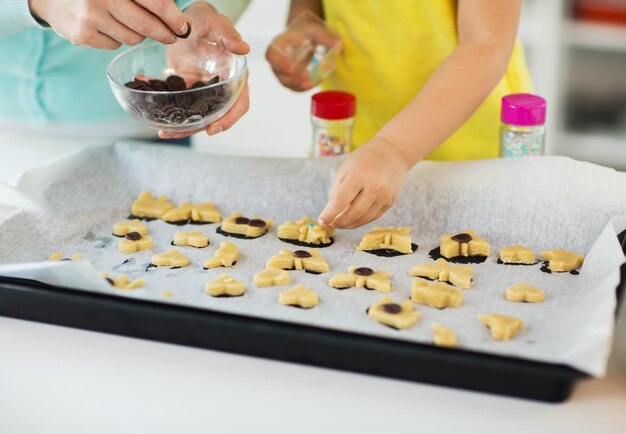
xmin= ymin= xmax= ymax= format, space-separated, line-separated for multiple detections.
xmin=319 ymin=0 xmax=524 ymax=228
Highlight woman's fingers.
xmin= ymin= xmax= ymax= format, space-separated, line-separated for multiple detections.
xmin=110 ymin=1 xmax=177 ymax=44
xmin=134 ymin=0 xmax=189 ymax=36
xmin=90 ymin=31 xmax=122 ymax=50
xmin=98 ymin=14 xmax=145 ymax=46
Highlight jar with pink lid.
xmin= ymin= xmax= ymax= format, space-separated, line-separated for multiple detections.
xmin=500 ymin=93 xmax=547 ymax=157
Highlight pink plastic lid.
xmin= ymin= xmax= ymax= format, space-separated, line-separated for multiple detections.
xmin=501 ymin=93 xmax=546 ymax=126
xmin=312 ymin=91 xmax=356 ymax=120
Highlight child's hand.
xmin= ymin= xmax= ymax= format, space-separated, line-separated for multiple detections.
xmin=318 ymin=137 xmax=410 ymax=229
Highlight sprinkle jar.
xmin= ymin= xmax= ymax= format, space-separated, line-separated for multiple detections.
xmin=310 ymin=91 xmax=356 ymax=157
xmin=500 ymin=94 xmax=547 ymax=157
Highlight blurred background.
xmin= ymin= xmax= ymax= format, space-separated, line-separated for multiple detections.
xmin=195 ymin=0 xmax=626 ymax=170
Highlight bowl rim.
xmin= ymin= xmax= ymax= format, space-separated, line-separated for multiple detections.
xmin=107 ymin=38 xmax=248 ymax=94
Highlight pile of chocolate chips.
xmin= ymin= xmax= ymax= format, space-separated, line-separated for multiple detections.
xmin=123 ymin=74 xmax=230 ymax=125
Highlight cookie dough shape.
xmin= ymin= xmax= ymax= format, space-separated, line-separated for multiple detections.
xmin=411 ymin=279 xmax=463 ymax=309
xmin=190 ymin=202 xmax=221 ymax=224
xmin=119 ymin=232 xmax=154 ymax=254
xmin=205 ymin=274 xmax=245 ymax=297
xmin=277 ymin=217 xmax=334 ymax=247
xmin=218 ymin=212 xmax=272 ymax=239
xmin=101 ymin=273 xmax=144 ymax=290
xmin=368 ymin=297 xmax=421 ymax=330
xmin=253 ymin=267 xmax=292 ymax=287
xmin=173 ymin=231 xmax=209 ymax=248
xmin=203 ymin=241 xmax=239 ymax=268
xmin=356 ymin=226 xmax=416 ymax=256
xmin=540 ymin=249 xmax=584 ymax=273
xmin=329 ymin=267 xmax=392 ymax=292
xmin=506 ymin=283 xmax=545 ymax=303
xmin=478 ymin=314 xmax=523 ymax=341
xmin=113 ymin=219 xmax=148 ymax=237
xmin=131 ymin=191 xmax=174 ymax=219
xmin=278 ymin=284 xmax=320 ymax=309
xmin=409 ymin=258 xmax=473 ymax=289
xmin=432 ymin=323 xmax=458 ymax=348
xmin=266 ymin=249 xmax=329 ymax=274
xmin=499 ymin=244 xmax=537 ymax=265
xmin=150 ymin=249 xmax=191 ymax=268
xmin=440 ymin=230 xmax=490 ymax=259
xmin=48 ymin=253 xmax=82 ymax=261
xmin=162 ymin=202 xmax=193 ymax=224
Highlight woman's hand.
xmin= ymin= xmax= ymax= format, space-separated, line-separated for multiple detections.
xmin=318 ymin=137 xmax=411 ymax=229
xmin=30 ymin=0 xmax=191 ymax=49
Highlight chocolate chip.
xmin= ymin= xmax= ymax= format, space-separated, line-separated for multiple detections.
xmin=380 ymin=303 xmax=402 ymax=314
xmin=176 ymin=21 xmax=192 ymax=39
xmin=233 ymin=216 xmax=250 ymax=225
xmin=125 ymin=232 xmax=142 ymax=241
xmin=149 ymin=79 xmax=168 ymax=92
xmin=293 ymin=250 xmax=312 ymax=258
xmin=248 ymin=219 xmax=266 ymax=227
xmin=354 ymin=267 xmax=374 ymax=276
xmin=105 ymin=277 xmax=115 ymax=286
xmin=191 ymin=81 xmax=206 ymax=89
xmin=166 ymin=75 xmax=186 ymax=92
xmin=451 ymin=233 xmax=472 ymax=243
xmin=124 ymin=79 xmax=150 ymax=90
xmin=206 ymin=76 xmax=220 ymax=85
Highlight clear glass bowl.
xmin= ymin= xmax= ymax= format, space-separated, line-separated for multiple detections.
xmin=107 ymin=38 xmax=247 ymax=132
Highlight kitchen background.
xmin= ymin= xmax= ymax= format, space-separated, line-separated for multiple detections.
xmin=195 ymin=0 xmax=626 ymax=170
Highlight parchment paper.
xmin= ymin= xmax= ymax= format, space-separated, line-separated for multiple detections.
xmin=0 ymin=142 xmax=624 ymax=377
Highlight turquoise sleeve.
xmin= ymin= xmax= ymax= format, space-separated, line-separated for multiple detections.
xmin=0 ymin=0 xmax=46 ymax=37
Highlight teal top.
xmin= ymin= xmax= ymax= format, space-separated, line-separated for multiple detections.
xmin=0 ymin=0 xmax=250 ymax=126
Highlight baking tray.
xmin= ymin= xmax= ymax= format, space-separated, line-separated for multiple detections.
xmin=1 ymin=229 xmax=624 ymax=403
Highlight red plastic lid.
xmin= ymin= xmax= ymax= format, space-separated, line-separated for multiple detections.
xmin=311 ymin=91 xmax=356 ymax=120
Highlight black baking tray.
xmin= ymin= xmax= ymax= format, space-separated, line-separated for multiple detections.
xmin=1 ymin=229 xmax=624 ymax=403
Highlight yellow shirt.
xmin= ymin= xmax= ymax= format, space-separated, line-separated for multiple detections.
xmin=322 ymin=0 xmax=533 ymax=161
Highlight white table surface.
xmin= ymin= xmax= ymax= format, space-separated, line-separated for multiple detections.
xmin=1 ymin=142 xmax=626 ymax=434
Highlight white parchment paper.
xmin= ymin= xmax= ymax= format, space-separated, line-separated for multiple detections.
xmin=0 ymin=142 xmax=624 ymax=377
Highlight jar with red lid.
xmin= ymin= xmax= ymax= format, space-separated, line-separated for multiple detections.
xmin=310 ymin=91 xmax=356 ymax=157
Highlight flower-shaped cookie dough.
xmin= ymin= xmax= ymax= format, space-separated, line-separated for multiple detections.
xmin=432 ymin=323 xmax=457 ymax=348
xmin=478 ymin=314 xmax=523 ymax=340
xmin=113 ymin=219 xmax=148 ymax=237
xmin=119 ymin=231 xmax=154 ymax=254
xmin=48 ymin=252 xmax=83 ymax=261
xmin=173 ymin=231 xmax=209 ymax=248
xmin=498 ymin=244 xmax=536 ymax=265
xmin=540 ymin=249 xmax=584 ymax=273
xmin=329 ymin=267 xmax=392 ymax=292
xmin=505 ymin=283 xmax=545 ymax=303
xmin=411 ymin=279 xmax=463 ymax=309
xmin=131 ymin=191 xmax=174 ymax=219
xmin=277 ymin=217 xmax=334 ymax=247
xmin=409 ymin=258 xmax=473 ymax=289
xmin=218 ymin=212 xmax=272 ymax=239
xmin=150 ymin=249 xmax=191 ymax=268
xmin=278 ymin=284 xmax=320 ymax=309
xmin=101 ymin=272 xmax=144 ymax=290
xmin=205 ymin=274 xmax=245 ymax=297
xmin=266 ymin=249 xmax=329 ymax=274
xmin=253 ymin=267 xmax=292 ymax=287
xmin=356 ymin=226 xmax=415 ymax=256
xmin=368 ymin=297 xmax=421 ymax=330
xmin=439 ymin=230 xmax=490 ymax=260
xmin=203 ymin=241 xmax=239 ymax=268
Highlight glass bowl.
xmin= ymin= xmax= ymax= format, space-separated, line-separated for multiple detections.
xmin=107 ymin=38 xmax=247 ymax=132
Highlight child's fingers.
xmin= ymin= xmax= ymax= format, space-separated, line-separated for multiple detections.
xmin=318 ymin=180 xmax=361 ymax=227
xmin=346 ymin=203 xmax=388 ymax=229
xmin=332 ymin=190 xmax=375 ymax=229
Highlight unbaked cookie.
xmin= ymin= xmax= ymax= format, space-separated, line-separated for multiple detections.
xmin=356 ymin=226 xmax=416 ymax=256
xmin=253 ymin=267 xmax=292 ymax=287
xmin=113 ymin=219 xmax=148 ymax=237
xmin=278 ymin=284 xmax=319 ymax=309
xmin=101 ymin=272 xmax=144 ymax=290
xmin=217 ymin=212 xmax=272 ymax=239
xmin=540 ymin=249 xmax=584 ymax=273
xmin=498 ymin=244 xmax=537 ymax=265
xmin=48 ymin=252 xmax=83 ymax=261
xmin=367 ymin=296 xmax=420 ymax=330
xmin=409 ymin=258 xmax=473 ymax=289
xmin=162 ymin=202 xmax=193 ymax=225
xmin=432 ymin=323 xmax=457 ymax=348
xmin=266 ymin=249 xmax=329 ymax=274
xmin=131 ymin=191 xmax=174 ymax=219
xmin=277 ymin=217 xmax=334 ymax=247
xmin=505 ymin=283 xmax=545 ymax=303
xmin=172 ymin=231 xmax=209 ymax=248
xmin=205 ymin=274 xmax=245 ymax=297
xmin=119 ymin=232 xmax=153 ymax=254
xmin=203 ymin=241 xmax=239 ymax=268
xmin=478 ymin=314 xmax=523 ymax=340
xmin=329 ymin=267 xmax=392 ymax=292
xmin=190 ymin=202 xmax=221 ymax=224
xmin=150 ymin=249 xmax=191 ymax=268
xmin=411 ymin=279 xmax=463 ymax=309
xmin=432 ymin=230 xmax=490 ymax=264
